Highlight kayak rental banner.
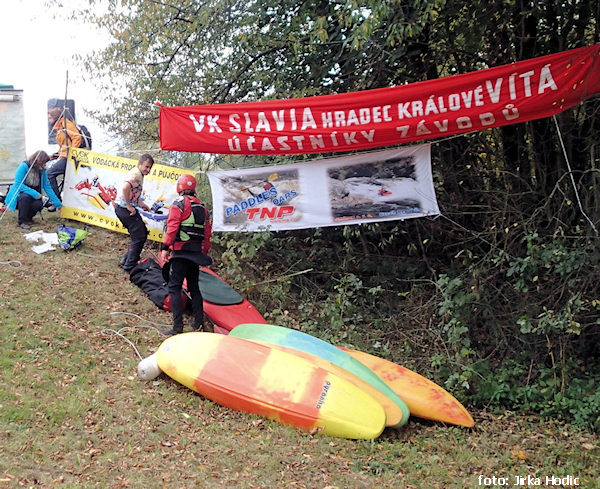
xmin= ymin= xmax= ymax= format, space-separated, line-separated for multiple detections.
xmin=207 ymin=144 xmax=438 ymax=232
xmin=159 ymin=44 xmax=600 ymax=155
xmin=60 ymin=148 xmax=193 ymax=241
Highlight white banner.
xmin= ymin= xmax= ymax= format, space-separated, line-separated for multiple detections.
xmin=207 ymin=144 xmax=438 ymax=232
xmin=61 ymin=148 xmax=193 ymax=241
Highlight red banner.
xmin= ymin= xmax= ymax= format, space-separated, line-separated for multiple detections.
xmin=159 ymin=45 xmax=600 ymax=155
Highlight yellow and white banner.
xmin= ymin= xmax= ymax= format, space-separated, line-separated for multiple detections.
xmin=207 ymin=144 xmax=438 ymax=232
xmin=60 ymin=148 xmax=193 ymax=241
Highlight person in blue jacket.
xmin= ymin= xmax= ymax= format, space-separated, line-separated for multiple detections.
xmin=4 ymin=150 xmax=63 ymax=229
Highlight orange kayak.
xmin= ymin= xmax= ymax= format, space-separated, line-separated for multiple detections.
xmin=339 ymin=347 xmax=474 ymax=427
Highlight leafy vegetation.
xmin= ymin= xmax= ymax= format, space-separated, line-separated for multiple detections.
xmin=52 ymin=0 xmax=600 ymax=430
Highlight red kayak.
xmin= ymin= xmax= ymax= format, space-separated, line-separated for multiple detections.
xmin=152 ymin=255 xmax=266 ymax=334
xmin=198 ymin=267 xmax=267 ymax=334
xmin=132 ymin=257 xmax=265 ymax=333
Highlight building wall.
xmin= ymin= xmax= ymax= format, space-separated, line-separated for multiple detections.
xmin=0 ymin=88 xmax=26 ymax=182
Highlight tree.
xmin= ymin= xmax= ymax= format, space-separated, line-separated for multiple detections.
xmin=68 ymin=0 xmax=600 ymax=427
xmin=73 ymin=0 xmax=447 ymax=151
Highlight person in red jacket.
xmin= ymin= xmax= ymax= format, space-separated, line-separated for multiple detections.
xmin=160 ymin=174 xmax=212 ymax=336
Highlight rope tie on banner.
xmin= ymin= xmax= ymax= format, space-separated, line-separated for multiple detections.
xmin=552 ymin=115 xmax=598 ymax=237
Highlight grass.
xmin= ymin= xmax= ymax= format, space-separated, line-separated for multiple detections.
xmin=0 ymin=210 xmax=599 ymax=488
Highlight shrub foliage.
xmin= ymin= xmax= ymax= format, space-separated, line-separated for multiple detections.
xmin=71 ymin=0 xmax=600 ymax=429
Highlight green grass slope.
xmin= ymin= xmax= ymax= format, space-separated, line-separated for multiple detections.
xmin=0 ymin=212 xmax=598 ymax=488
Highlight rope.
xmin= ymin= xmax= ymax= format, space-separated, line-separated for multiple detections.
xmin=99 ymin=311 xmax=170 ymax=360
xmin=552 ymin=115 xmax=598 ymax=237
xmin=252 ymin=268 xmax=313 ymax=286
xmin=438 ymin=212 xmax=516 ymax=261
xmin=108 ymin=310 xmax=171 ymax=327
xmin=0 ymin=260 xmax=22 ymax=268
xmin=99 ymin=328 xmax=147 ymax=360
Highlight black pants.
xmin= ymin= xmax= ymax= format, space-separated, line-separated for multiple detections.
xmin=47 ymin=157 xmax=67 ymax=202
xmin=17 ymin=193 xmax=43 ymax=224
xmin=114 ymin=205 xmax=148 ymax=271
xmin=167 ymin=257 xmax=203 ymax=332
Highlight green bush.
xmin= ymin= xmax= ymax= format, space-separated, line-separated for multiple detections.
xmin=209 ymin=223 xmax=600 ymax=431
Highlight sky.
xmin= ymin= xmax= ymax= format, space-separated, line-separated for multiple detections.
xmin=0 ymin=0 xmax=113 ymax=155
